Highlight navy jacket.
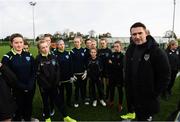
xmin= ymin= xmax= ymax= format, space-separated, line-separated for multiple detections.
xmin=109 ymin=52 xmax=124 ymax=84
xmin=98 ymin=47 xmax=112 ymax=76
xmin=70 ymin=47 xmax=87 ymax=74
xmin=54 ymin=50 xmax=73 ymax=81
xmin=166 ymin=48 xmax=180 ymax=71
xmin=2 ymin=50 xmax=35 ymax=91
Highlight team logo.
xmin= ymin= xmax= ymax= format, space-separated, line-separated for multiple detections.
xmin=52 ymin=60 xmax=56 ymax=66
xmin=25 ymin=56 xmax=30 ymax=61
xmin=144 ymin=54 xmax=150 ymax=61
xmin=66 ymin=55 xmax=69 ymax=59
xmin=81 ymin=53 xmax=84 ymax=56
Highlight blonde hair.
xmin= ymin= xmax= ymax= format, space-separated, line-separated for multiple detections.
xmin=74 ymin=36 xmax=83 ymax=42
xmin=90 ymin=48 xmax=97 ymax=52
xmin=167 ymin=40 xmax=178 ymax=49
xmin=37 ymin=39 xmax=48 ymax=49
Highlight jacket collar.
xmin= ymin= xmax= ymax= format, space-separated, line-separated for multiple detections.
xmin=11 ymin=48 xmax=23 ymax=55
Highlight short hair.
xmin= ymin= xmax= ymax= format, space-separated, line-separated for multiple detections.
xmin=85 ymin=38 xmax=91 ymax=44
xmin=9 ymin=33 xmax=23 ymax=43
xmin=100 ymin=38 xmax=108 ymax=43
xmin=130 ymin=22 xmax=146 ymax=32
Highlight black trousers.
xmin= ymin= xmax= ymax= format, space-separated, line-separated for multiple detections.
xmin=13 ymin=88 xmax=35 ymax=121
xmin=39 ymin=87 xmax=67 ymax=119
xmin=135 ymin=108 xmax=153 ymax=121
xmin=74 ymin=75 xmax=87 ymax=103
xmin=89 ymin=78 xmax=104 ymax=100
xmin=125 ymin=86 xmax=135 ymax=113
xmin=58 ymin=82 xmax=72 ymax=105
xmin=167 ymin=70 xmax=178 ymax=93
xmin=109 ymin=80 xmax=123 ymax=105
xmin=100 ymin=76 xmax=109 ymax=100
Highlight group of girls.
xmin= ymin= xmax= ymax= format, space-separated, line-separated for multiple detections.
xmin=0 ymin=33 xmax=125 ymax=122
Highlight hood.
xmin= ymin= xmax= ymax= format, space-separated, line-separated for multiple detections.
xmin=129 ymin=35 xmax=159 ymax=50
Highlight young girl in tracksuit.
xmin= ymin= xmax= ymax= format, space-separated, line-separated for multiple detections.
xmin=1 ymin=33 xmax=36 ymax=121
xmin=165 ymin=40 xmax=180 ymax=96
xmin=87 ymin=48 xmax=106 ymax=107
xmin=55 ymin=40 xmax=74 ymax=107
xmin=70 ymin=36 xmax=88 ymax=107
xmin=98 ymin=38 xmax=112 ymax=100
xmin=36 ymin=39 xmax=76 ymax=122
xmin=108 ymin=41 xmax=124 ymax=112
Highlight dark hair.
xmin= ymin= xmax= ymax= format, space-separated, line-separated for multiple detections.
xmin=24 ymin=39 xmax=30 ymax=46
xmin=44 ymin=33 xmax=52 ymax=38
xmin=100 ymin=38 xmax=108 ymax=42
xmin=44 ymin=33 xmax=54 ymax=41
xmin=85 ymin=38 xmax=91 ymax=44
xmin=130 ymin=22 xmax=146 ymax=32
xmin=114 ymin=40 xmax=122 ymax=46
xmin=9 ymin=33 xmax=23 ymax=43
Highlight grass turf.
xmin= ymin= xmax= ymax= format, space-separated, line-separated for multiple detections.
xmin=0 ymin=45 xmax=180 ymax=121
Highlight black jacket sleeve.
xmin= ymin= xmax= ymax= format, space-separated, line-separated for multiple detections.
xmin=0 ymin=64 xmax=18 ymax=88
xmin=152 ymin=47 xmax=171 ymax=96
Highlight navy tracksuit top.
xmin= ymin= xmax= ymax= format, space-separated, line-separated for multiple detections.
xmin=54 ymin=50 xmax=73 ymax=81
xmin=2 ymin=50 xmax=35 ymax=90
xmin=70 ymin=47 xmax=87 ymax=74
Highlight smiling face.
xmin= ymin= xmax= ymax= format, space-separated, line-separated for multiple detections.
xmin=130 ymin=27 xmax=147 ymax=45
xmin=57 ymin=40 xmax=65 ymax=51
xmin=85 ymin=40 xmax=92 ymax=49
xmin=11 ymin=37 xmax=24 ymax=52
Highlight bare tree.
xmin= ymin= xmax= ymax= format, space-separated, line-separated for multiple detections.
xmin=88 ymin=30 xmax=96 ymax=38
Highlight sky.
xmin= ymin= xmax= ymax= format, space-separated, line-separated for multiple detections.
xmin=0 ymin=0 xmax=180 ymax=39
